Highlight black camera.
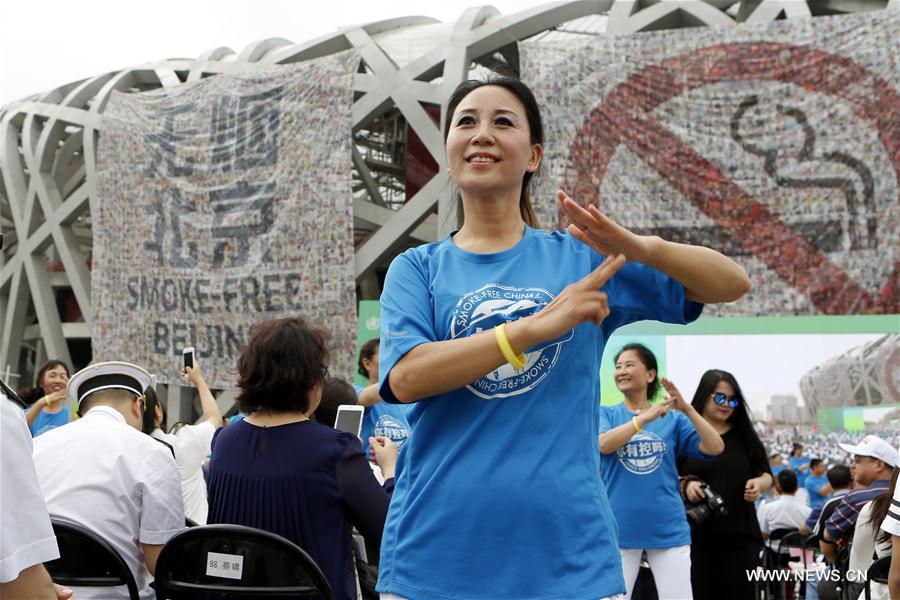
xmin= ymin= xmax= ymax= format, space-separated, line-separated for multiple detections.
xmin=685 ymin=483 xmax=728 ymax=525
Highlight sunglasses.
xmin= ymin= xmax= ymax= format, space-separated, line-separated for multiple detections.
xmin=712 ymin=392 xmax=740 ymax=409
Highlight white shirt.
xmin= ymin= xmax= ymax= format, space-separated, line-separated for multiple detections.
xmin=758 ymin=494 xmax=812 ymax=542
xmin=1 ymin=395 xmax=59 ymax=582
xmin=881 ymin=450 xmax=900 ymax=538
xmin=152 ymin=421 xmax=216 ymax=524
xmin=33 ymin=405 xmax=184 ymax=599
xmin=849 ymin=501 xmax=891 ymax=600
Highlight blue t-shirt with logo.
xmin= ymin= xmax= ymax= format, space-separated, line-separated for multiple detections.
xmin=376 ymin=226 xmax=703 ymax=600
xmin=805 ymin=473 xmax=829 ymax=508
xmin=29 ymin=407 xmax=70 ymax=437
xmin=598 ymin=403 xmax=710 ymax=549
xmin=353 ymin=384 xmax=413 ymax=454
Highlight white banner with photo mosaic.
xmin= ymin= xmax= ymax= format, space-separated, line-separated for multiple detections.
xmin=523 ymin=12 xmax=899 ymax=317
xmin=94 ymin=52 xmax=359 ymax=388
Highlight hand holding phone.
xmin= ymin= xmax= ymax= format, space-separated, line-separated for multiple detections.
xmin=182 ymin=347 xmax=195 ymax=371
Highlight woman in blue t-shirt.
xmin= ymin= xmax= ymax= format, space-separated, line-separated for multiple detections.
xmin=355 ymin=337 xmax=413 ymax=455
xmin=20 ymin=360 xmax=71 ymax=436
xmin=790 ymin=442 xmax=811 ymax=486
xmin=598 ymin=343 xmax=724 ymax=599
xmin=375 ymin=76 xmax=750 ymax=600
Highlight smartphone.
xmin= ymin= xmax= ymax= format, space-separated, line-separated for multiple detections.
xmin=183 ymin=347 xmax=195 ymax=370
xmin=334 ymin=405 xmax=365 ymax=437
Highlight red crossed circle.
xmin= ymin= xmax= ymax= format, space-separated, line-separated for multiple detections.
xmin=563 ymin=42 xmax=899 ymax=315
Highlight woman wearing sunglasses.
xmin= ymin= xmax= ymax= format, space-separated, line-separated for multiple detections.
xmin=678 ymin=369 xmax=773 ymax=600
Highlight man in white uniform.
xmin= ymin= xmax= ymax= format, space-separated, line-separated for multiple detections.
xmin=0 ymin=381 xmax=71 ymax=599
xmin=33 ymin=362 xmax=184 ymax=599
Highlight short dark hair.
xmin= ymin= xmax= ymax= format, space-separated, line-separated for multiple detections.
xmin=810 ymin=458 xmax=823 ymax=470
xmin=315 ymin=377 xmax=358 ymax=429
xmin=80 ymin=388 xmax=136 ymax=415
xmin=357 ymin=338 xmax=380 ymax=378
xmin=614 ymin=343 xmax=659 ymax=401
xmin=827 ymin=464 xmax=852 ymax=489
xmin=236 ymin=317 xmax=329 ymax=415
xmin=777 ymin=469 xmax=799 ymax=494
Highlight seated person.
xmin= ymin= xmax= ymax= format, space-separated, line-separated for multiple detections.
xmin=879 ymin=453 xmax=900 ymax=598
xmin=314 ymin=377 xmax=357 ymax=432
xmin=207 ymin=317 xmax=395 ymax=600
xmin=845 ymin=481 xmax=895 ymax=600
xmin=0 ymin=381 xmax=71 ymax=600
xmin=758 ymin=470 xmax=812 ymax=544
xmin=144 ymin=362 xmax=223 ymax=524
xmin=32 ymin=362 xmax=185 ymax=599
xmin=821 ymin=436 xmax=897 ymax=564
xmin=801 ymin=464 xmax=852 ymax=536
xmin=354 ymin=338 xmax=412 ymax=454
xmin=20 ymin=360 xmax=71 ymax=437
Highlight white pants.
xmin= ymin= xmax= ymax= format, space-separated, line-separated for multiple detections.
xmin=620 ymin=546 xmax=692 ymax=600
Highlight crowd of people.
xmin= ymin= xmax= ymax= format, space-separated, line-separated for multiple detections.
xmin=2 ymin=75 xmax=898 ymax=600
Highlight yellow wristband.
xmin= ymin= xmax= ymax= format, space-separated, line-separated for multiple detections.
xmin=44 ymin=395 xmax=51 ymax=407
xmin=632 ymin=416 xmax=642 ymax=433
xmin=495 ymin=323 xmax=526 ymax=370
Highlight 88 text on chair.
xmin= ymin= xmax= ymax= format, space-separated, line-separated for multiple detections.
xmin=153 ymin=524 xmax=335 ymax=599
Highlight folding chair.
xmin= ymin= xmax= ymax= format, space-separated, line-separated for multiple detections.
xmin=153 ymin=524 xmax=334 ymax=599
xmin=45 ymin=517 xmax=140 ymax=600
xmin=863 ymin=555 xmax=891 ymax=600
xmin=764 ymin=528 xmax=800 ymax=600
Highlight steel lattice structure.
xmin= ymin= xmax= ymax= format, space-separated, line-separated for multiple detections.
xmin=800 ymin=334 xmax=900 ymax=409
xmin=1 ymin=0 xmax=895 ymax=416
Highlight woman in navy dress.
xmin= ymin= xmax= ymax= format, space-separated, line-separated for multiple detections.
xmin=207 ymin=316 xmax=397 ymax=600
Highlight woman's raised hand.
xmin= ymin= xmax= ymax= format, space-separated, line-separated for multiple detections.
xmin=638 ymin=396 xmax=672 ymax=426
xmin=558 ymin=189 xmax=653 ymax=263
xmin=660 ymin=377 xmax=691 ymax=412
xmin=45 ymin=389 xmax=68 ymax=406
xmin=529 ymin=254 xmax=625 ymax=341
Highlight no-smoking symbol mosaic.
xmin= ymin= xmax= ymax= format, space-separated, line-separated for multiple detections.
xmin=528 ymin=14 xmax=899 ymax=317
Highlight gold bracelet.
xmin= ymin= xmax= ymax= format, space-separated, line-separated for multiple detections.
xmin=495 ymin=323 xmax=526 ymax=370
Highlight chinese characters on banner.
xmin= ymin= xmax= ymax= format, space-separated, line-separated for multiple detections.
xmin=94 ymin=52 xmax=359 ymax=387
xmin=523 ymin=12 xmax=899 ymax=316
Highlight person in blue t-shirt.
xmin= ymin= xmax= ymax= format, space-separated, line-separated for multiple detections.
xmin=354 ymin=338 xmax=412 ymax=455
xmin=791 ymin=443 xmax=812 ymax=486
xmin=770 ymin=452 xmax=786 ymax=477
xmin=599 ymin=343 xmax=723 ymax=599
xmin=765 ymin=452 xmax=787 ymax=499
xmin=805 ymin=458 xmax=831 ymax=508
xmin=375 ymin=76 xmax=751 ymax=600
xmin=20 ymin=360 xmax=71 ymax=437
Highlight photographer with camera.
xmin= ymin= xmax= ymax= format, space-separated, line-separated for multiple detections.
xmin=678 ymin=370 xmax=773 ymax=600
xmin=598 ymin=344 xmax=724 ymax=599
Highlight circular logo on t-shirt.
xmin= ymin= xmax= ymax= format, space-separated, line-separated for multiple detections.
xmin=373 ymin=415 xmax=409 ymax=448
xmin=449 ymin=283 xmax=573 ymax=399
xmin=617 ymin=430 xmax=668 ymax=475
